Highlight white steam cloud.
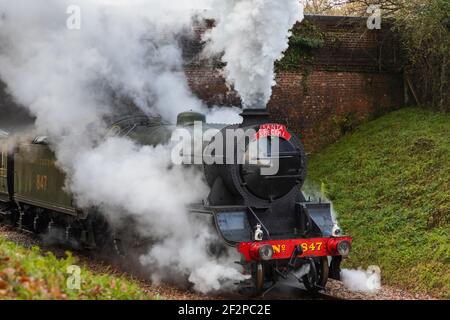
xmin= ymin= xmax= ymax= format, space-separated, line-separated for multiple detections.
xmin=202 ymin=0 xmax=304 ymax=108
xmin=0 ymin=0 xmax=300 ymax=292
xmin=341 ymin=266 xmax=382 ymax=293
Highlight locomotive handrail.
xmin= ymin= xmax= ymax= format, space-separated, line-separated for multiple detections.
xmin=251 ymin=151 xmax=301 ymax=159
xmin=123 ymin=124 xmax=137 ymax=137
xmin=252 ymin=156 xmax=298 ymax=160
xmin=263 ymin=174 xmax=304 ymax=180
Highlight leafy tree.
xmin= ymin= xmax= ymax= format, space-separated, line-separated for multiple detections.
xmin=304 ymin=0 xmax=362 ymax=15
xmin=312 ymin=0 xmax=450 ymax=112
xmin=393 ymin=0 xmax=450 ymax=112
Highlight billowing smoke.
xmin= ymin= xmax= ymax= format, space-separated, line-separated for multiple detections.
xmin=0 ymin=0 xmax=208 ymax=130
xmin=206 ymin=106 xmax=243 ymax=124
xmin=0 ymin=0 xmax=250 ymax=292
xmin=0 ymin=0 xmax=304 ymax=293
xmin=341 ymin=266 xmax=382 ymax=293
xmin=70 ymin=137 xmax=246 ymax=292
xmin=202 ymin=0 xmax=304 ymax=108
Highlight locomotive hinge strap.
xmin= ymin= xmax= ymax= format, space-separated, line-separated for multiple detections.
xmin=288 ymin=245 xmax=303 ymax=268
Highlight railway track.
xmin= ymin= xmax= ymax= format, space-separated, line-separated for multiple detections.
xmin=255 ymin=281 xmax=345 ymax=300
xmin=0 ymin=222 xmax=348 ymax=301
xmin=1 ymin=219 xmax=437 ymax=301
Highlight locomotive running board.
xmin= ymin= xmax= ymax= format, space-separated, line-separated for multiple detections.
xmin=188 ymin=203 xmax=214 ymax=215
xmin=188 ymin=204 xmax=249 ymax=215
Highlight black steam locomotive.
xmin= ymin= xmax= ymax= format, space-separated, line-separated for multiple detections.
xmin=0 ymin=109 xmax=352 ymax=296
xmin=185 ymin=109 xmax=352 ymax=295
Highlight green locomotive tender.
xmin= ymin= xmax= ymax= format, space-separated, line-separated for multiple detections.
xmin=0 ymin=136 xmax=76 ymax=214
xmin=0 ymin=133 xmax=90 ymax=243
xmin=0 ymin=115 xmax=168 ymax=247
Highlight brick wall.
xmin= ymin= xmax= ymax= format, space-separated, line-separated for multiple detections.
xmin=185 ymin=15 xmax=405 ymax=152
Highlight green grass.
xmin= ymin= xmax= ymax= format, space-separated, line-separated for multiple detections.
xmin=0 ymin=237 xmax=154 ymax=300
xmin=306 ymin=107 xmax=450 ymax=298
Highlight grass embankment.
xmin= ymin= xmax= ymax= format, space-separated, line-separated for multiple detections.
xmin=307 ymin=108 xmax=450 ymax=298
xmin=0 ymin=237 xmax=153 ymax=300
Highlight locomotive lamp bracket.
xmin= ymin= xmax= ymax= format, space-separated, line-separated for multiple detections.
xmin=332 ymin=225 xmax=342 ymax=237
xmin=254 ymin=224 xmax=264 ymax=241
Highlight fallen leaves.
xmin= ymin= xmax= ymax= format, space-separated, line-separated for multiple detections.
xmin=90 ymin=284 xmax=103 ymax=296
xmin=0 ymin=268 xmax=11 ymax=297
xmin=0 ymin=278 xmax=7 ymax=290
xmin=2 ymin=267 xmax=16 ymax=277
xmin=0 ymin=236 xmax=153 ymax=300
xmin=50 ymin=286 xmax=67 ymax=300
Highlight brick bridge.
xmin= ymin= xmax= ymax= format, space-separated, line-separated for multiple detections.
xmin=185 ymin=15 xmax=405 ymax=152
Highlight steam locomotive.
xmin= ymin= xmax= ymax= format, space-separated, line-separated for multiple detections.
xmin=0 ymin=109 xmax=352 ymax=296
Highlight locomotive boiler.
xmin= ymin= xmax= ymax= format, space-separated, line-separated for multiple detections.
xmin=0 ymin=109 xmax=352 ymax=296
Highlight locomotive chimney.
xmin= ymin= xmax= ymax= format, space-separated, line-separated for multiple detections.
xmin=240 ymin=108 xmax=269 ymax=126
